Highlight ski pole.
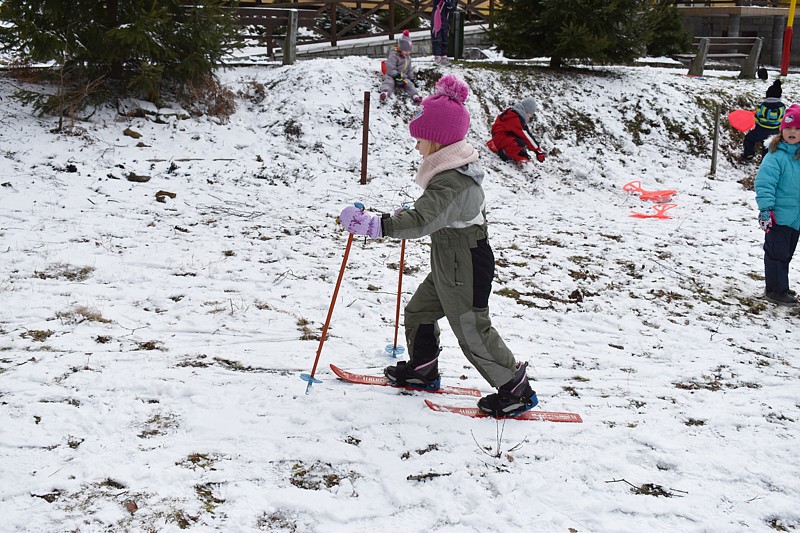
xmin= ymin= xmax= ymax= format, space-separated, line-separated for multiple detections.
xmin=300 ymin=225 xmax=355 ymax=394
xmin=385 ymin=238 xmax=406 ymax=358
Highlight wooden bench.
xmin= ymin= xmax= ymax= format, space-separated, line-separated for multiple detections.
xmin=674 ymin=36 xmax=763 ymax=78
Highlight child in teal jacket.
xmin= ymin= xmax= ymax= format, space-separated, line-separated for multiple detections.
xmin=754 ymin=103 xmax=800 ymax=306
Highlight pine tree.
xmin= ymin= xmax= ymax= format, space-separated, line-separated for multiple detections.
xmin=490 ymin=0 xmax=680 ymax=68
xmin=645 ymin=2 xmax=691 ymax=57
xmin=0 ymin=0 xmax=240 ymax=105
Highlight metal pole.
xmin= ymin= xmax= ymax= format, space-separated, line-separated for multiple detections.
xmin=361 ymin=91 xmax=370 ymax=185
xmin=781 ymin=0 xmax=797 ymax=76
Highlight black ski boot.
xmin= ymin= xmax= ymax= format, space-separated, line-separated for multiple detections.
xmin=384 ymin=357 xmax=440 ymax=391
xmin=477 ymin=362 xmax=538 ymax=417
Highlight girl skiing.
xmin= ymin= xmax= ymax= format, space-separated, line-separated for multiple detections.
xmin=339 ymin=74 xmax=538 ymax=417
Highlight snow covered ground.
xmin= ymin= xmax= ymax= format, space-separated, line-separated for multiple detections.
xmin=1 ymin=55 xmax=799 ymax=532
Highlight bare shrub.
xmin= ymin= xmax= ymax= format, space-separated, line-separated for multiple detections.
xmin=180 ymin=74 xmax=236 ymax=123
xmin=56 ymin=305 xmax=111 ymax=324
xmin=239 ymin=79 xmax=267 ymax=104
xmin=34 ymin=264 xmax=94 ymax=281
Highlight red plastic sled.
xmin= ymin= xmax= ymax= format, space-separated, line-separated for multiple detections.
xmin=630 ymin=203 xmax=677 ymax=219
xmin=381 ymin=59 xmax=387 ymax=75
xmin=728 ymin=109 xmax=756 ymax=133
xmin=623 ymin=181 xmax=677 ymax=203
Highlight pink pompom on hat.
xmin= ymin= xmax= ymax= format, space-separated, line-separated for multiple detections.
xmin=409 ymin=74 xmax=470 ymax=146
xmin=398 ymin=30 xmax=412 ymax=52
xmin=781 ymin=103 xmax=800 ymax=131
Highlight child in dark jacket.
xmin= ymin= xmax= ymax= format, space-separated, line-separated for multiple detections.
xmin=488 ymin=98 xmax=546 ymax=164
xmin=743 ymin=80 xmax=786 ymax=161
xmin=339 ymin=75 xmax=538 ymax=418
xmin=380 ymin=30 xmax=421 ymax=104
xmin=431 ymin=0 xmax=457 ymax=65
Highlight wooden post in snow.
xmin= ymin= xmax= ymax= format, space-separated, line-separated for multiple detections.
xmin=283 ymin=9 xmax=298 ymax=66
xmin=710 ymin=103 xmax=720 ymax=176
xmin=361 ymin=91 xmax=370 ymax=185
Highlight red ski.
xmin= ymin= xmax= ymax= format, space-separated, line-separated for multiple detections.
xmin=424 ymin=399 xmax=583 ymax=423
xmin=330 ymin=364 xmax=482 ymax=397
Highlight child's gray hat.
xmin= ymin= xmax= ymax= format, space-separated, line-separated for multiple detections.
xmin=519 ymin=97 xmax=538 ymax=116
xmin=399 ymin=30 xmax=412 ymax=52
xmin=511 ymin=97 xmax=539 ymax=125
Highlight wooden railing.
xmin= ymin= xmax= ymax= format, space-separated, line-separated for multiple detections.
xmin=235 ymin=0 xmax=495 ymax=50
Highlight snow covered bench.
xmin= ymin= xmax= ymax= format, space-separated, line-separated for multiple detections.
xmin=674 ymin=36 xmax=763 ymax=78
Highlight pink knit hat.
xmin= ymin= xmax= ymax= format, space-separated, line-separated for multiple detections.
xmin=781 ymin=103 xmax=800 ymax=130
xmin=409 ymin=74 xmax=470 ymax=145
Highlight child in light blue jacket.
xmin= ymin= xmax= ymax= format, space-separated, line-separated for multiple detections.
xmin=754 ymin=103 xmax=800 ymax=306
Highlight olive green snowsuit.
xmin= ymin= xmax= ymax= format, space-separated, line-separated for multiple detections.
xmin=382 ymin=165 xmax=517 ymax=387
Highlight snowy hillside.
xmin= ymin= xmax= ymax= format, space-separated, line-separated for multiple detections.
xmin=1 ymin=55 xmax=799 ymax=532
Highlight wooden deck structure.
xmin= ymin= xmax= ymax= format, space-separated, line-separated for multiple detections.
xmin=232 ymin=0 xmax=800 ymax=67
xmin=670 ymin=1 xmax=790 ymax=66
xmin=234 ymin=0 xmax=494 ymax=55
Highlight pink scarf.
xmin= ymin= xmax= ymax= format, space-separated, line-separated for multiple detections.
xmin=415 ymin=140 xmax=478 ymax=189
xmin=433 ymin=1 xmax=443 ymax=36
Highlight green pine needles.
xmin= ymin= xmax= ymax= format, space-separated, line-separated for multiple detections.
xmin=0 ymin=0 xmax=240 ymax=119
xmin=490 ymin=0 xmax=690 ymax=68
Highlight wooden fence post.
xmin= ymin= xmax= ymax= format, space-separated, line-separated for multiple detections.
xmin=710 ymin=103 xmax=720 ymax=176
xmin=283 ymin=9 xmax=298 ymax=66
xmin=331 ymin=1 xmax=338 ymax=47
xmin=452 ymin=9 xmax=464 ymax=60
xmin=389 ymin=0 xmax=395 ymax=41
xmin=361 ymin=91 xmax=371 ymax=185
